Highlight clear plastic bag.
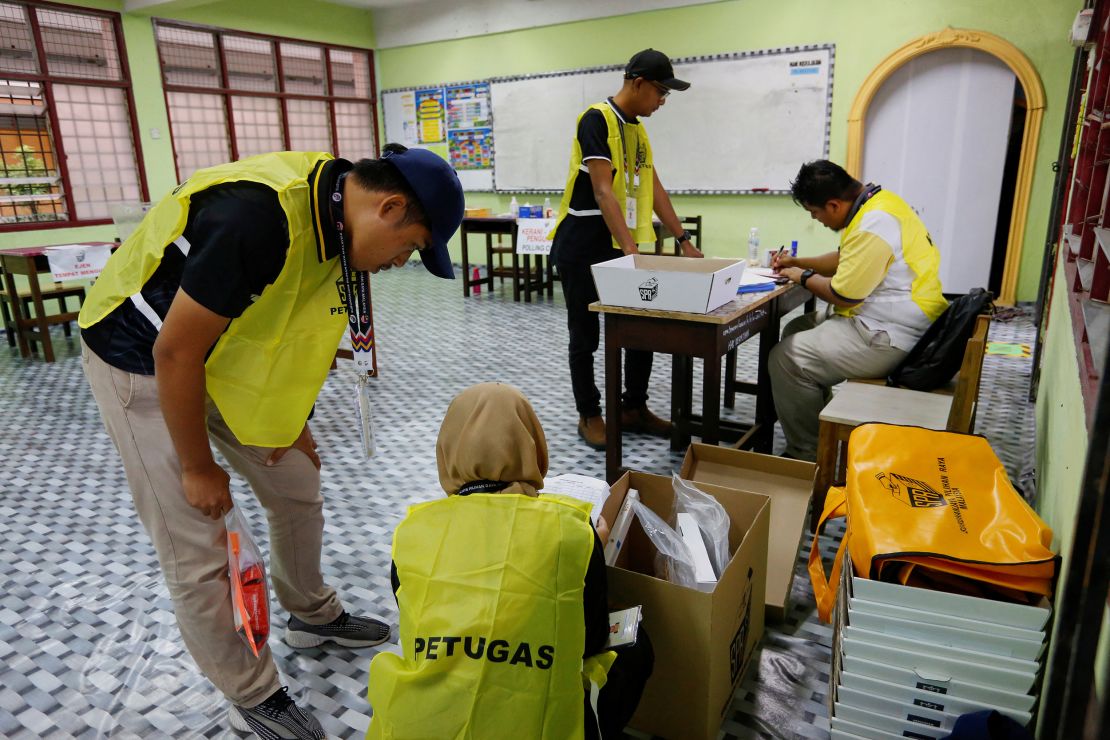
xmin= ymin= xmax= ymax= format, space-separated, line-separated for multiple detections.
xmin=672 ymin=473 xmax=732 ymax=577
xmin=225 ymin=506 xmax=270 ymax=658
xmin=629 ymin=498 xmax=697 ymax=588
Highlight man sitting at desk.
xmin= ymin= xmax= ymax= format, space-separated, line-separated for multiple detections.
xmin=769 ymin=160 xmax=947 ymax=461
xmin=550 ymin=48 xmax=703 ymax=451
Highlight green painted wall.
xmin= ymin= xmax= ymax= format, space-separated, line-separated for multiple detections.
xmin=377 ymin=0 xmax=1079 ymax=301
xmin=1034 ymin=247 xmax=1102 ymax=727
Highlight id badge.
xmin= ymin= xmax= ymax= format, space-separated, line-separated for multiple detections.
xmin=625 ymin=196 xmax=637 ymax=229
xmin=355 ymin=375 xmax=375 ymax=458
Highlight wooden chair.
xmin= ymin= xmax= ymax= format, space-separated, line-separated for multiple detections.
xmin=808 ymin=313 xmax=991 ymax=530
xmin=653 ymin=215 xmax=702 ymax=255
xmin=0 ymin=264 xmax=85 ymax=349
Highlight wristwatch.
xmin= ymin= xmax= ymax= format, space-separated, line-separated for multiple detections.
xmin=799 ymin=268 xmax=815 ymax=288
xmin=676 ymin=229 xmax=693 ymax=245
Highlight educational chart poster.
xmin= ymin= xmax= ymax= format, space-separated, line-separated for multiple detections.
xmin=383 ymin=82 xmax=494 ymax=190
xmin=446 ymin=83 xmax=493 ymax=171
xmin=415 ymin=88 xmax=446 ymax=144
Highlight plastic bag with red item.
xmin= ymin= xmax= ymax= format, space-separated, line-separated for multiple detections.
xmin=225 ymin=506 xmax=270 ymax=657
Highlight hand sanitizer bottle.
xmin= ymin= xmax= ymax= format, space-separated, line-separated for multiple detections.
xmin=748 ymin=227 xmax=760 ymax=266
xmin=509 ymin=196 xmax=519 ymax=218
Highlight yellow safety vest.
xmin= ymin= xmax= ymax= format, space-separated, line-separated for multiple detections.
xmin=78 ymin=152 xmax=346 ymax=447
xmin=836 ymin=189 xmax=947 ymax=323
xmin=367 ymin=493 xmax=613 ymax=740
xmin=552 ymin=101 xmax=655 ymax=247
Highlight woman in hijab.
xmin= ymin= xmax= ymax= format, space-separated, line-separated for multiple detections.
xmin=366 ymin=382 xmax=651 ymax=739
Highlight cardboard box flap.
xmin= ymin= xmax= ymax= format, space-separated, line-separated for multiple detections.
xmin=680 ymin=444 xmax=815 ymax=618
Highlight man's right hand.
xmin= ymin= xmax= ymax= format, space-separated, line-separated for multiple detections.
xmin=622 ymin=244 xmax=640 ymax=256
xmin=183 ymin=462 xmax=233 ymax=520
xmin=772 ymin=253 xmax=797 ymax=272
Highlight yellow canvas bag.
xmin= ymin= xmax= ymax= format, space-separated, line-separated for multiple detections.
xmin=808 ymin=423 xmax=1055 ymax=622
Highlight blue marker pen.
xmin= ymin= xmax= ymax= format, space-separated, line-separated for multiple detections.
xmin=790 ymin=240 xmax=798 ymax=257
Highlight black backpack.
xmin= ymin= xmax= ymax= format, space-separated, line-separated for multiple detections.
xmin=886 ymin=288 xmax=994 ymax=391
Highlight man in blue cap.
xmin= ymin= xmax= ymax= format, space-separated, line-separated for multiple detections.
xmin=78 ymin=144 xmax=463 ymax=739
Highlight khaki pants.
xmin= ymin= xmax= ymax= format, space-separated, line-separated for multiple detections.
xmin=768 ymin=312 xmax=907 ymax=461
xmin=81 ymin=340 xmax=343 ymax=707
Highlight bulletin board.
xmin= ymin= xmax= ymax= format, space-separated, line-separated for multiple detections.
xmin=382 ymin=80 xmax=495 ymax=191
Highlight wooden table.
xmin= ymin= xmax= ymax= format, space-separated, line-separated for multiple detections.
xmin=0 ymin=242 xmax=113 ymax=363
xmin=459 ymin=217 xmax=552 ymax=302
xmin=591 ymin=283 xmax=812 ymax=482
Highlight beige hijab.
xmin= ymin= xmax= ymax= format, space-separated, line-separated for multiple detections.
xmin=436 ymin=383 xmax=549 ymax=497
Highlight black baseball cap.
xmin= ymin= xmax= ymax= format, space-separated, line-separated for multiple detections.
xmin=624 ymin=48 xmax=690 ymax=91
xmin=381 ymin=147 xmax=464 ymax=279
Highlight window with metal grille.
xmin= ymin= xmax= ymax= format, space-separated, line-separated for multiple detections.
xmin=154 ymin=21 xmax=377 ymax=182
xmin=0 ymin=1 xmax=145 ymax=230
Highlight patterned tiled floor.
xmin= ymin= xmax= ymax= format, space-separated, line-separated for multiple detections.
xmin=0 ymin=266 xmax=1038 ymax=739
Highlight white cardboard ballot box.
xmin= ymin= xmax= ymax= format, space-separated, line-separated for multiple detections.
xmin=590 ymin=254 xmax=745 ymax=314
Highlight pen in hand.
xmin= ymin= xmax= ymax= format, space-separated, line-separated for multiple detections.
xmin=771 ymin=245 xmax=785 ymax=272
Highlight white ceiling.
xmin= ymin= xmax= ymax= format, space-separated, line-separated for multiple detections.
xmin=122 ymin=0 xmax=723 ymax=49
xmin=330 ymin=0 xmax=723 ymax=49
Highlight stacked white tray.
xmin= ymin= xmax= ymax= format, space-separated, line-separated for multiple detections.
xmin=828 ymin=567 xmax=1050 ymax=740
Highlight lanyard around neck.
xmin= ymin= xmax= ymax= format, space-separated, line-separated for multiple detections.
xmin=606 ymin=99 xmax=637 ymax=191
xmin=332 ymin=172 xmax=377 ymax=378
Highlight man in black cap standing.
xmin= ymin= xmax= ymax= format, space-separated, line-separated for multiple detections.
xmin=550 ymin=48 xmax=702 ymax=451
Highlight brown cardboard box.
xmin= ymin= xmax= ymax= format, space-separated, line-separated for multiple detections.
xmin=680 ymin=444 xmax=816 ymax=620
xmin=599 ymin=472 xmax=770 ymax=740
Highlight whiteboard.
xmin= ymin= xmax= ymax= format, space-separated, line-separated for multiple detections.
xmin=491 ymin=46 xmax=834 ymax=194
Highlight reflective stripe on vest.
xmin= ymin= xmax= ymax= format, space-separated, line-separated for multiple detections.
xmin=126 ymin=236 xmax=194 ymax=332
xmin=366 ymin=493 xmax=603 ymax=740
xmin=79 ymin=152 xmax=346 ymax=447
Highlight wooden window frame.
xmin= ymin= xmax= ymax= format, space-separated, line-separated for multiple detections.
xmin=153 ymin=19 xmax=379 ymax=183
xmin=0 ymin=0 xmax=149 ymax=232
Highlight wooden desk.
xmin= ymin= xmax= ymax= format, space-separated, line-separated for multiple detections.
xmin=591 ymin=283 xmax=811 ymax=482
xmin=0 ymin=242 xmax=113 ymax=363
xmin=459 ymin=217 xmax=552 ymax=302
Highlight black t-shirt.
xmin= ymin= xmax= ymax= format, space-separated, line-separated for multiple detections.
xmin=551 ymin=99 xmax=639 ymax=266
xmin=83 ymin=183 xmax=295 ymax=375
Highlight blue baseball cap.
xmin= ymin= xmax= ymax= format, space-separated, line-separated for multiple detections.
xmin=381 ymin=147 xmax=464 ymax=279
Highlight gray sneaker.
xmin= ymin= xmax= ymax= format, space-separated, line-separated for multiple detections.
xmin=229 ymin=687 xmax=324 ymax=740
xmin=284 ymin=611 xmax=390 ymax=649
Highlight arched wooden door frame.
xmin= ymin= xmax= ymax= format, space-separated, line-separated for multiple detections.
xmin=845 ymin=28 xmax=1046 ymax=306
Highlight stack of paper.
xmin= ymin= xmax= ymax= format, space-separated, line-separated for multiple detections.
xmin=540 ymin=473 xmax=608 ymax=525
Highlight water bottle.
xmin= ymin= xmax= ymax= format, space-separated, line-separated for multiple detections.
xmin=748 ymin=227 xmax=760 ymax=266
xmin=543 ymin=197 xmax=553 ymax=218
xmin=509 ymin=196 xmax=519 ymax=218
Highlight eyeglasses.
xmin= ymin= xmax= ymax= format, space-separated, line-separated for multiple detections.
xmin=649 ymin=81 xmax=671 ymax=99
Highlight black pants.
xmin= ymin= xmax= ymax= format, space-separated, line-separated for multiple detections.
xmin=557 ymin=260 xmax=653 ymax=418
xmin=585 ymin=628 xmax=655 ymax=739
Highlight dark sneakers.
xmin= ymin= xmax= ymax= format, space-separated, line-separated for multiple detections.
xmin=284 ymin=611 xmax=391 ymax=649
xmin=230 ymin=687 xmax=324 ymax=740
xmin=621 ymin=406 xmax=672 ymax=437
